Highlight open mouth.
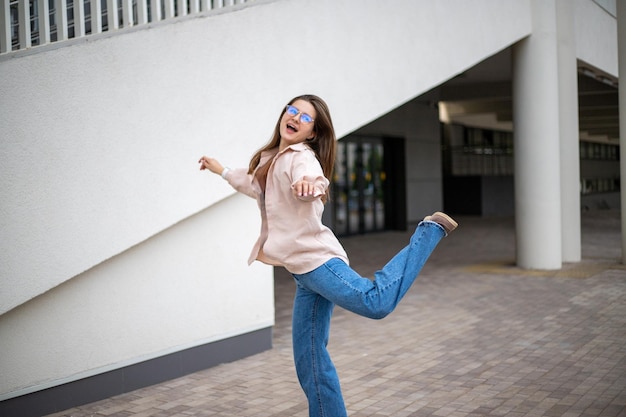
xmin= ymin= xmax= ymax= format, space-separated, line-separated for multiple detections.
xmin=286 ymin=122 xmax=298 ymax=133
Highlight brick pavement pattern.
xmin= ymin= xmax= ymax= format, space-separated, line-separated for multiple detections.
xmin=47 ymin=212 xmax=626 ymax=417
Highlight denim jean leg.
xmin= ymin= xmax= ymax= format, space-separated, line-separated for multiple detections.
xmin=294 ymin=221 xmax=445 ymax=319
xmin=372 ymin=220 xmax=446 ymax=310
xmin=292 ymin=281 xmax=348 ymax=417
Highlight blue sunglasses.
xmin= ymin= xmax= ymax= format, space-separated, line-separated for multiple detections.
xmin=285 ymin=105 xmax=315 ymax=124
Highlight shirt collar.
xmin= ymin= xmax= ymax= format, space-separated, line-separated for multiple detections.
xmin=284 ymin=142 xmax=311 ymax=152
xmin=260 ymin=142 xmax=311 ymax=162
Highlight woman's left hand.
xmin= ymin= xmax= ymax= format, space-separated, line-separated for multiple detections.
xmin=293 ymin=180 xmax=316 ymax=197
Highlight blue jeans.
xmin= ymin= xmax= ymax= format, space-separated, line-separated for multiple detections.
xmin=291 ymin=221 xmax=446 ymax=417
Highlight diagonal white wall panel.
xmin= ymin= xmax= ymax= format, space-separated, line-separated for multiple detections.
xmin=0 ymin=0 xmax=533 ymax=314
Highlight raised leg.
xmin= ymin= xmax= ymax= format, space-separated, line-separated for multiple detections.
xmin=293 ymin=221 xmax=446 ymax=319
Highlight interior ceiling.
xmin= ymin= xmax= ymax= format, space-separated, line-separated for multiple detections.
xmin=439 ymin=48 xmax=619 ymax=145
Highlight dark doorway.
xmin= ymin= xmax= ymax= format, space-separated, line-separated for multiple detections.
xmin=329 ymin=135 xmax=406 ymax=236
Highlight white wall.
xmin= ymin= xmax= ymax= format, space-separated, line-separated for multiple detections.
xmin=0 ymin=0 xmax=534 ymax=316
xmin=0 ymin=0 xmax=534 ymax=398
xmin=574 ymin=0 xmax=619 ymax=76
xmin=0 ymin=193 xmax=273 ymax=398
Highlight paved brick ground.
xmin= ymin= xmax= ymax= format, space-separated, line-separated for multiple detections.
xmin=47 ymin=211 xmax=626 ymax=417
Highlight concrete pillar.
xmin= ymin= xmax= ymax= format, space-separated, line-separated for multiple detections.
xmin=512 ymin=0 xmax=562 ymax=270
xmin=556 ymin=0 xmax=581 ymax=263
xmin=618 ymin=0 xmax=626 ymax=264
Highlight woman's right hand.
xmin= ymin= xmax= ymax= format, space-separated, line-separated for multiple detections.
xmin=198 ymin=156 xmax=224 ymax=175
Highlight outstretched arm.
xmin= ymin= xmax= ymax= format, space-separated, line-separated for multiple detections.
xmin=291 ymin=151 xmax=329 ymax=201
xmin=198 ymin=156 xmax=225 ymax=176
xmin=198 ymin=155 xmax=257 ymax=199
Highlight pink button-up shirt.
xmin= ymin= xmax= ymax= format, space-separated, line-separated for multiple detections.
xmin=224 ymin=142 xmax=349 ymax=274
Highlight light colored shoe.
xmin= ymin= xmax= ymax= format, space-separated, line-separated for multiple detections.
xmin=423 ymin=211 xmax=458 ymax=235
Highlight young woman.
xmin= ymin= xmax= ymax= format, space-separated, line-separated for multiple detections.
xmin=199 ymin=94 xmax=457 ymax=417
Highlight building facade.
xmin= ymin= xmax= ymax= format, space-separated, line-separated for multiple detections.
xmin=0 ymin=0 xmax=619 ymax=415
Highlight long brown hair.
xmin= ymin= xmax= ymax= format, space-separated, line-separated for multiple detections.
xmin=248 ymin=94 xmax=337 ymax=203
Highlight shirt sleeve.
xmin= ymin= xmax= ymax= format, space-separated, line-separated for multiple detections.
xmin=224 ymin=167 xmax=258 ymax=199
xmin=290 ymin=149 xmax=329 ymax=201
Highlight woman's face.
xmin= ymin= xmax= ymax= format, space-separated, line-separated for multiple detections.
xmin=279 ymin=99 xmax=317 ymax=150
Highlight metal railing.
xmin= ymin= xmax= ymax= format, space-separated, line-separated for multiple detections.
xmin=1 ymin=0 xmax=252 ymax=56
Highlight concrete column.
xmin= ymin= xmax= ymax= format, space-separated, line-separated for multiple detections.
xmin=512 ymin=0 xmax=562 ymax=269
xmin=618 ymin=0 xmax=626 ymax=264
xmin=556 ymin=0 xmax=581 ymax=263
